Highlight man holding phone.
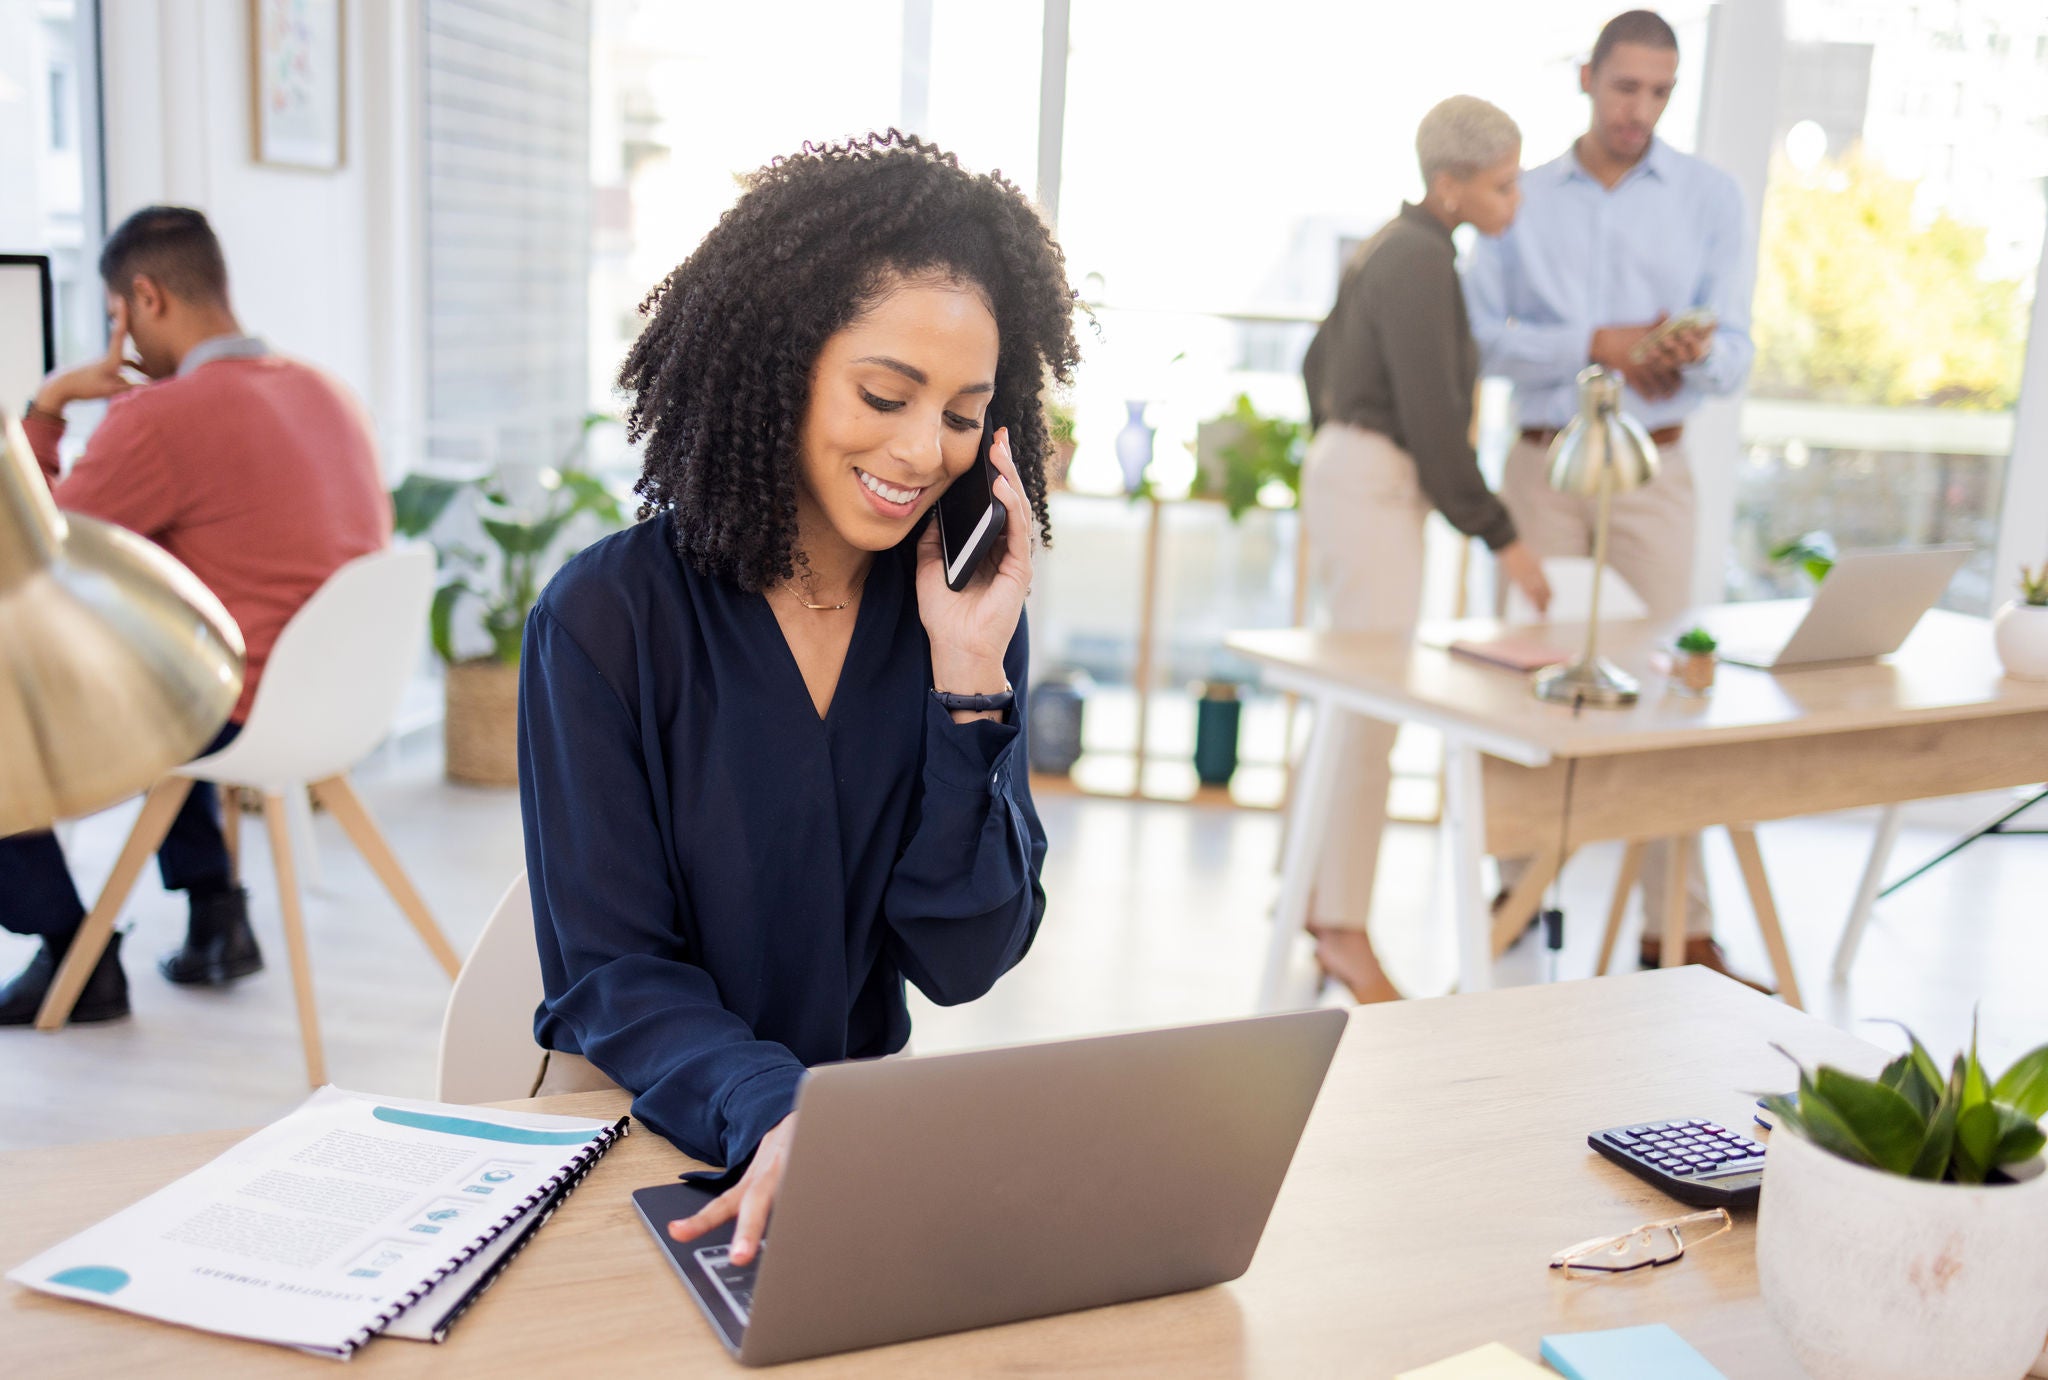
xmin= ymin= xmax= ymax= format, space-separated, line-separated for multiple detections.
xmin=1463 ymin=9 xmax=1761 ymax=983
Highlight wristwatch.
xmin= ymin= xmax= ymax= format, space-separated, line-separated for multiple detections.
xmin=931 ymin=687 xmax=1014 ymax=713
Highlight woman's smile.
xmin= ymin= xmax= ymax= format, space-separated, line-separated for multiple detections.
xmin=854 ymin=467 xmax=926 ymax=518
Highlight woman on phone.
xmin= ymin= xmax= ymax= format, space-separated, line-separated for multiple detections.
xmin=519 ymin=132 xmax=1080 ymax=1265
xmin=1297 ymin=96 xmax=1546 ymax=1003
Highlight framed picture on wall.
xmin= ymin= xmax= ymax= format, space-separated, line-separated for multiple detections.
xmin=250 ymin=0 xmax=345 ymax=171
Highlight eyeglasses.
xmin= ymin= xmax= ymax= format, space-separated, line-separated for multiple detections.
xmin=1548 ymin=1208 xmax=1733 ymax=1276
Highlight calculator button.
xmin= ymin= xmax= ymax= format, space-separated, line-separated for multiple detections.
xmin=1669 ymin=1163 xmax=1696 ymax=1175
xmin=1605 ymin=1130 xmax=1638 ymax=1148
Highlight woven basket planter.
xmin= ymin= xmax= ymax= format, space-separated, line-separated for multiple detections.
xmin=444 ymin=659 xmax=520 ymax=787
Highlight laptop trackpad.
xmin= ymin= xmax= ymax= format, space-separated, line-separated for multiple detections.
xmin=633 ymin=1181 xmax=757 ymax=1353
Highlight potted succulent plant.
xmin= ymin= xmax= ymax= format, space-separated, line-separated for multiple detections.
xmin=1672 ymin=626 xmax=1718 ymax=694
xmin=391 ymin=414 xmax=626 ymax=786
xmin=1993 ymin=563 xmax=2048 ymax=681
xmin=1755 ymin=1026 xmax=2048 ymax=1380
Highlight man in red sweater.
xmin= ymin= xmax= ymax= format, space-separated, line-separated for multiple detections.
xmin=0 ymin=206 xmax=391 ymax=1024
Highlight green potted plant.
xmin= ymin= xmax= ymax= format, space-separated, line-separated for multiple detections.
xmin=1992 ymin=562 xmax=2048 ymax=681
xmin=1046 ymin=396 xmax=1078 ymax=489
xmin=1193 ymin=393 xmax=1304 ymax=520
xmin=1671 ymin=626 xmax=1718 ymax=695
xmin=1755 ymin=1026 xmax=2048 ymax=1380
xmin=391 ymin=414 xmax=626 ymax=786
xmin=1770 ymin=530 xmax=1837 ymax=584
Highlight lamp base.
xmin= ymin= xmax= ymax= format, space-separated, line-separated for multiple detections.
xmin=1532 ymin=656 xmax=1639 ymax=708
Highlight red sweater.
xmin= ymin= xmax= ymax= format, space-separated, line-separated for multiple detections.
xmin=27 ymin=354 xmax=393 ymax=722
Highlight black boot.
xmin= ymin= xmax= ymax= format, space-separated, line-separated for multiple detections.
xmin=159 ymin=885 xmax=264 ymax=986
xmin=0 ymin=930 xmax=131 ymax=1025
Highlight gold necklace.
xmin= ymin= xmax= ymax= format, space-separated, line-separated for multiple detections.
xmin=781 ymin=577 xmax=861 ymax=611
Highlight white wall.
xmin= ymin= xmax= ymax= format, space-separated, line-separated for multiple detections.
xmin=98 ymin=0 xmax=423 ymax=473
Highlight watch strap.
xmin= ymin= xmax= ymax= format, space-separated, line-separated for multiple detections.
xmin=931 ymin=687 xmax=1015 ymax=713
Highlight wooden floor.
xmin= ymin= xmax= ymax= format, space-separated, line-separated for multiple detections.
xmin=4 ymin=740 xmax=2044 ymax=1150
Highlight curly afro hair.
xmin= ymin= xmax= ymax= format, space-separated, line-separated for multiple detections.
xmin=618 ymin=130 xmax=1082 ymax=593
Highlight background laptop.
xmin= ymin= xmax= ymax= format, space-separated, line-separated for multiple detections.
xmin=1707 ymin=545 xmax=1971 ymax=670
xmin=633 ymin=1008 xmax=1347 ymax=1367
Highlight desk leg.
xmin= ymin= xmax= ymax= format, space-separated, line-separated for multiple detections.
xmin=1728 ymin=825 xmax=1803 ymax=1010
xmin=1260 ymin=701 xmax=1343 ymax=1011
xmin=1596 ymin=841 xmax=1647 ymax=976
xmin=1833 ymin=803 xmax=1903 ymax=982
xmin=1660 ymin=840 xmax=1689 ymax=970
xmin=1444 ymin=741 xmax=1492 ymax=994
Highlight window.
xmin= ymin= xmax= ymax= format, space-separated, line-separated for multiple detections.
xmin=0 ymin=2 xmax=102 ymax=399
xmin=1734 ymin=0 xmax=2045 ymax=614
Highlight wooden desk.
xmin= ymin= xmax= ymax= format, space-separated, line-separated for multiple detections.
xmin=1230 ymin=608 xmax=2048 ymax=1009
xmin=6 ymin=970 xmax=1878 ymax=1376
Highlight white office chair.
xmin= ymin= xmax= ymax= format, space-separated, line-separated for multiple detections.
xmin=436 ymin=872 xmax=548 ymax=1104
xmin=36 ymin=546 xmax=462 ymax=1084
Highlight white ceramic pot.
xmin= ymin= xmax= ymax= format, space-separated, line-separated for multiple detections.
xmin=1994 ymin=600 xmax=2048 ymax=680
xmin=1756 ymin=1125 xmax=2048 ymax=1380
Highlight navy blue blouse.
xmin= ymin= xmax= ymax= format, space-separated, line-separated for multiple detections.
xmin=517 ymin=514 xmax=1045 ymax=1168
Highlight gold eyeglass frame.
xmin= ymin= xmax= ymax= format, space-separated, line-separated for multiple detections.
xmin=1548 ymin=1208 xmax=1734 ymax=1276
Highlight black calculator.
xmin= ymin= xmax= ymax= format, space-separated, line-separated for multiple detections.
xmin=1587 ymin=1118 xmax=1768 ymax=1208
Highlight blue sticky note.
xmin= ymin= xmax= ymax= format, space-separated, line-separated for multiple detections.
xmin=1539 ymin=1325 xmax=1726 ymax=1380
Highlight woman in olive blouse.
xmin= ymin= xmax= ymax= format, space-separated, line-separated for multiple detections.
xmin=1298 ymin=96 xmax=1548 ymax=1003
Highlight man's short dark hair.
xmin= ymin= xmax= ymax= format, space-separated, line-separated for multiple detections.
xmin=99 ymin=205 xmax=229 ymax=305
xmin=1591 ymin=10 xmax=1678 ymax=69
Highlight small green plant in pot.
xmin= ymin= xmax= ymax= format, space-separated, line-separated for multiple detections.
xmin=1769 ymin=530 xmax=1837 ymax=585
xmin=1046 ymin=397 xmax=1078 ymax=489
xmin=391 ymin=413 xmax=626 ymax=785
xmin=1754 ymin=1025 xmax=2048 ymax=1380
xmin=1993 ymin=561 xmax=2048 ymax=680
xmin=1192 ymin=394 xmax=1304 ymax=520
xmin=1671 ymin=626 xmax=1717 ymax=695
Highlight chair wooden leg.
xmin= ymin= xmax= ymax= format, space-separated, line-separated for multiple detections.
xmin=1660 ymin=839 xmax=1689 ymax=969
xmin=221 ymin=785 xmax=242 ymax=885
xmin=309 ymin=774 xmax=461 ymax=978
xmin=35 ymin=778 xmax=194 ymax=1030
xmin=263 ymin=792 xmax=327 ymax=1087
xmin=1490 ymin=846 xmax=1569 ymax=957
xmin=1727 ymin=824 xmax=1804 ymax=1010
xmin=1596 ymin=841 xmax=1647 ymax=977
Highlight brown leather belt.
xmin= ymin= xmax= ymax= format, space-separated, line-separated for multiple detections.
xmin=1521 ymin=424 xmax=1683 ymax=447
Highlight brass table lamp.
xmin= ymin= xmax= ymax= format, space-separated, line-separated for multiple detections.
xmin=1532 ymin=366 xmax=1660 ymax=708
xmin=0 ymin=407 xmax=245 ymax=835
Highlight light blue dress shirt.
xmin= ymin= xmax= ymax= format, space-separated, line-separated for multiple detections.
xmin=1462 ymin=138 xmax=1754 ymax=430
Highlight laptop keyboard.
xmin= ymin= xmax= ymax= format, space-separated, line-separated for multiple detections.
xmin=693 ymin=1244 xmax=758 ymax=1325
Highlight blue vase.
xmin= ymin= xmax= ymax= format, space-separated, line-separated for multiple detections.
xmin=1115 ymin=401 xmax=1154 ymax=493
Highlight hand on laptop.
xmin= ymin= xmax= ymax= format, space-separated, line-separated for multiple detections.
xmin=668 ymin=1113 xmax=795 ymax=1266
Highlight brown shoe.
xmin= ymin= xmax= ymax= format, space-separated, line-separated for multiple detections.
xmin=1639 ymin=936 xmax=1777 ymax=996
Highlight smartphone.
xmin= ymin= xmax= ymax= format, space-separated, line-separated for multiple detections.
xmin=936 ymin=411 xmax=1009 ymax=592
xmin=1628 ymin=306 xmax=1718 ymax=363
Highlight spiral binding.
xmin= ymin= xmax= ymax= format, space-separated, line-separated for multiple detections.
xmin=337 ymin=1117 xmax=631 ymax=1355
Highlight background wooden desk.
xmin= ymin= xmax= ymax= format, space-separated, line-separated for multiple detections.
xmin=8 ymin=969 xmax=1877 ymax=1377
xmin=1231 ymin=608 xmax=2048 ymax=1008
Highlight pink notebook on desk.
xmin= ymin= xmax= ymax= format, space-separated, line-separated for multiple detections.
xmin=1448 ymin=635 xmax=1571 ymax=672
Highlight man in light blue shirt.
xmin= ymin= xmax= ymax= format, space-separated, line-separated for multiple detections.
xmin=1464 ymin=10 xmax=1765 ymax=988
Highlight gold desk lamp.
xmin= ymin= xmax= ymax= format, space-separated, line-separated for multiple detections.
xmin=0 ymin=406 xmax=245 ymax=836
xmin=1532 ymin=366 xmax=1660 ymax=708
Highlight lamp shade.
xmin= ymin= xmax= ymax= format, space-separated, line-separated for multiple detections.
xmin=0 ymin=408 xmax=244 ymax=835
xmin=1546 ymin=366 xmax=1659 ymax=497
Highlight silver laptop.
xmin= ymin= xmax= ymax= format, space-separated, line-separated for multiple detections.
xmin=1709 ymin=545 xmax=1971 ymax=670
xmin=632 ymin=1009 xmax=1347 ymax=1367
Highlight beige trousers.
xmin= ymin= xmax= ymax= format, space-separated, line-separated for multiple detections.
xmin=1500 ymin=437 xmax=1712 ymax=938
xmin=1300 ymin=424 xmax=1431 ymax=931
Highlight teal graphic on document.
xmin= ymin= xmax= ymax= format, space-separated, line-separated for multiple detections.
xmin=371 ymin=1106 xmax=596 ymax=1145
xmin=49 ymin=1265 xmax=130 ymax=1295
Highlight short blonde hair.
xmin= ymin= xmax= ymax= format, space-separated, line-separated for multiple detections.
xmin=1416 ymin=96 xmax=1521 ymax=185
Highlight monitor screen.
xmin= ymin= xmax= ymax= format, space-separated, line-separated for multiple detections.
xmin=0 ymin=255 xmax=57 ymax=422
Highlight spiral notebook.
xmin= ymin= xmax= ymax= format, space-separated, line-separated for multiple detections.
xmin=7 ymin=1086 xmax=627 ymax=1359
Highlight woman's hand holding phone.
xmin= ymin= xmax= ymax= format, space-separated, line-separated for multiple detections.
xmin=916 ymin=425 xmax=1031 ymax=719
